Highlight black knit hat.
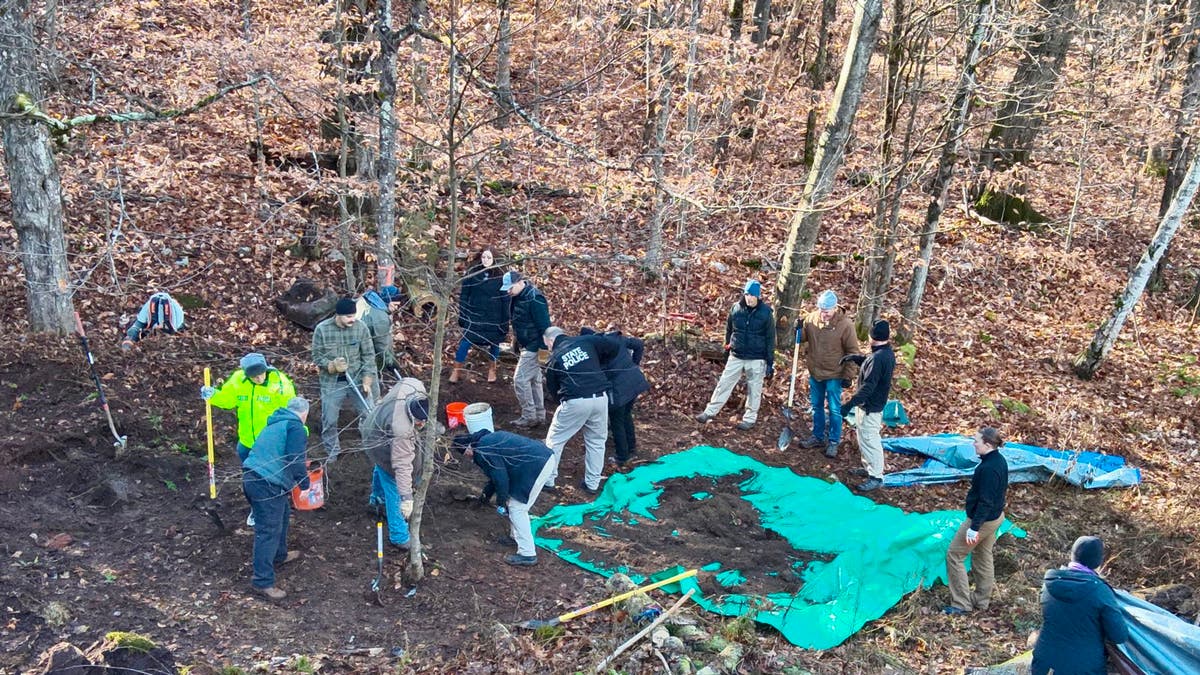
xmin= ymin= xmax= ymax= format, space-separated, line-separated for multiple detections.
xmin=335 ymin=297 xmax=357 ymax=316
xmin=870 ymin=320 xmax=891 ymax=341
xmin=1071 ymin=536 xmax=1105 ymax=569
xmin=451 ymin=429 xmax=490 ymax=452
xmin=407 ymin=397 xmax=429 ymax=421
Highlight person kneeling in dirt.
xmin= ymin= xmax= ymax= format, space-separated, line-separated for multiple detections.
xmin=453 ymin=429 xmax=557 ymax=567
xmin=121 ymin=291 xmax=185 ymax=350
xmin=242 ymin=397 xmax=312 ymax=601
xmin=1030 ymin=536 xmax=1128 ymax=675
xmin=362 ymin=377 xmax=431 ymax=550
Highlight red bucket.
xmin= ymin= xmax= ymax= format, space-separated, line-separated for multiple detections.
xmin=291 ymin=462 xmax=325 ymax=510
xmin=446 ymin=401 xmax=468 ymax=429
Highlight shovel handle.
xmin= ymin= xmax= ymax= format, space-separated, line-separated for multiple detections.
xmin=204 ymin=367 xmax=216 ymax=499
xmin=786 ymin=339 xmax=801 ymax=408
xmin=377 ymin=522 xmax=384 ymax=560
xmin=555 ymin=568 xmax=697 ymax=624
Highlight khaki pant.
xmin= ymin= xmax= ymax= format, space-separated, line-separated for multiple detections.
xmin=856 ymin=410 xmax=884 ymax=479
xmin=945 ymin=515 xmax=1004 ymax=611
xmin=544 ymin=395 xmax=609 ymax=489
xmin=702 ymin=356 xmax=766 ymax=424
xmin=513 ymin=350 xmax=545 ymax=422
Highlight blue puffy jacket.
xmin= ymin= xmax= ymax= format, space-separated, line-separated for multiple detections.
xmin=244 ymin=408 xmax=310 ymax=491
xmin=725 ymin=300 xmax=774 ymax=361
xmin=1031 ymin=568 xmax=1129 ymax=675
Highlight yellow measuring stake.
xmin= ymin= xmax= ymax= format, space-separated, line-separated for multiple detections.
xmin=204 ymin=367 xmax=217 ymax=499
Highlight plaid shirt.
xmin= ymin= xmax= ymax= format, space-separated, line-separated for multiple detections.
xmin=311 ymin=317 xmax=377 ymax=384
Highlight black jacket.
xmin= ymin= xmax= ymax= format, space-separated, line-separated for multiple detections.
xmin=965 ymin=450 xmax=1008 ymax=530
xmin=725 ymin=300 xmax=775 ymax=361
xmin=510 ymin=284 xmax=551 ymax=353
xmin=605 ymin=334 xmax=649 ymax=407
xmin=845 ymin=343 xmax=895 ymax=413
xmin=470 ymin=430 xmax=554 ymax=505
xmin=458 ymin=264 xmax=510 ymax=346
xmin=545 ymin=334 xmax=623 ymax=402
xmin=1031 ymin=568 xmax=1129 ymax=675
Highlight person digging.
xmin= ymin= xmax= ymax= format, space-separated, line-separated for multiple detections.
xmin=453 ymin=428 xmax=557 ymax=567
xmin=362 ymin=377 xmax=431 ymax=550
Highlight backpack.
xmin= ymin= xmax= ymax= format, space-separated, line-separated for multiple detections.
xmin=145 ymin=293 xmax=181 ymax=335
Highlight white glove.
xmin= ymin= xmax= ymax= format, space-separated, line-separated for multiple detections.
xmin=400 ymin=500 xmax=413 ymax=519
xmin=965 ymin=528 xmax=979 ymax=545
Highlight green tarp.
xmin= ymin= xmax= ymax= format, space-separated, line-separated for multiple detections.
xmin=533 ymin=445 xmax=1022 ymax=649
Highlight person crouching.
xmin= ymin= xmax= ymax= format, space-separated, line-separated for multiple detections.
xmin=453 ymin=429 xmax=557 ymax=567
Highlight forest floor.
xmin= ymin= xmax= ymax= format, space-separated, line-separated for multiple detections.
xmin=1 ymin=316 xmax=1197 ymax=674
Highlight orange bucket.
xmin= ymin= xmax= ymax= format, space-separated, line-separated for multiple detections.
xmin=446 ymin=401 xmax=468 ymax=429
xmin=291 ymin=462 xmax=325 ymax=510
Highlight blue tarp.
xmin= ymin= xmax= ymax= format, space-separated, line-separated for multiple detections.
xmin=1115 ymin=590 xmax=1200 ymax=674
xmin=880 ymin=434 xmax=1141 ymax=489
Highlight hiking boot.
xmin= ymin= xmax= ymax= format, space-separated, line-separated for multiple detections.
xmin=497 ymin=535 xmax=517 ymax=547
xmin=735 ymin=421 xmax=754 ymax=431
xmin=848 ymin=468 xmax=869 ymax=478
xmin=277 ymin=550 xmax=302 ymax=565
xmin=579 ymin=479 xmax=600 ymax=496
xmin=856 ymin=477 xmax=884 ymax=492
xmin=799 ymin=436 xmax=826 ymax=449
xmin=246 ymin=512 xmax=256 ymax=527
xmin=509 ymin=417 xmax=537 ymax=429
xmin=823 ymin=444 xmax=838 ymax=458
xmin=504 ymin=553 xmax=538 ymax=567
xmin=695 ymin=413 xmax=713 ymax=424
xmin=253 ymin=586 xmax=287 ymax=601
xmin=389 ymin=540 xmax=411 ymax=551
xmin=942 ymin=606 xmax=970 ymax=616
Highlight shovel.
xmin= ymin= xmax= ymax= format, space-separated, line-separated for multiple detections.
xmin=343 ymin=370 xmax=375 ymax=413
xmin=516 ymin=568 xmax=697 ymax=629
xmin=370 ymin=521 xmax=385 ymax=605
xmin=777 ymin=325 xmax=803 ymax=451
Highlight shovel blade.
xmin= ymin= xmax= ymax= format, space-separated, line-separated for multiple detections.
xmin=777 ymin=424 xmax=794 ymax=451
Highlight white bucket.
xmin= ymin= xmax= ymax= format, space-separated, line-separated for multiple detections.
xmin=464 ymin=402 xmax=495 ymax=433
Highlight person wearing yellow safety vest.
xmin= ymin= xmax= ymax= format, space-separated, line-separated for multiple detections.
xmin=201 ymin=352 xmax=296 ymax=461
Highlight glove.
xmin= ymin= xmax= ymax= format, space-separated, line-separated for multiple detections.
xmin=965 ymin=528 xmax=979 ymax=545
xmin=840 ymin=354 xmax=865 ymax=366
xmin=200 ymin=386 xmax=216 ymax=400
xmin=765 ymin=363 xmax=774 ymax=379
xmin=328 ymin=357 xmax=348 ymax=374
xmin=362 ymin=375 xmax=374 ymax=395
xmin=120 ymin=339 xmax=133 ymax=351
xmin=400 ymin=500 xmax=413 ymax=519
xmin=496 ymin=505 xmax=508 ymax=517
xmin=841 ymin=378 xmax=852 ymax=389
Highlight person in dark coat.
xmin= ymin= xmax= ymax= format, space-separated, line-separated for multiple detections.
xmin=452 ymin=248 xmax=510 ymax=384
xmin=582 ymin=326 xmax=649 ymax=467
xmin=453 ymin=429 xmax=557 ymax=567
xmin=1031 ymin=536 xmax=1129 ymax=675
xmin=840 ymin=320 xmax=896 ymax=491
xmin=503 ymin=271 xmax=552 ymax=428
xmin=943 ymin=426 xmax=1009 ymax=615
xmin=242 ymin=397 xmax=312 ymax=600
xmin=696 ymin=280 xmax=775 ymax=430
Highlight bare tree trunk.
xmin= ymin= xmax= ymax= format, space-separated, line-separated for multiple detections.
xmin=646 ymin=5 xmax=678 ymax=273
xmin=803 ymin=0 xmax=838 ymax=166
xmin=494 ymin=0 xmax=514 ymax=128
xmin=1 ymin=0 xmax=74 ymax=334
xmin=751 ymin=0 xmax=771 ymax=45
xmin=713 ymin=0 xmax=745 ymax=179
xmin=899 ymin=0 xmax=993 ymax=342
xmin=683 ymin=0 xmax=703 ymax=159
xmin=856 ymin=0 xmax=928 ymax=335
xmin=332 ymin=0 xmax=358 ymax=290
xmin=1074 ymin=153 xmax=1200 ymax=379
xmin=1149 ymin=0 xmax=1200 ymax=291
xmin=774 ymin=0 xmax=883 ymax=342
xmin=377 ymin=0 xmax=399 ymax=287
xmin=982 ymin=0 xmax=1076 ymax=170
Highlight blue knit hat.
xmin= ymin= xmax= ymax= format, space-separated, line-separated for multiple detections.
xmin=743 ymin=280 xmax=762 ymax=297
xmin=240 ymin=353 xmax=269 ymax=378
xmin=817 ymin=290 xmax=838 ymax=310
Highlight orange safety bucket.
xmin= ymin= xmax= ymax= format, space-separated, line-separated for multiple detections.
xmin=446 ymin=401 xmax=468 ymax=429
xmin=291 ymin=462 xmax=325 ymax=510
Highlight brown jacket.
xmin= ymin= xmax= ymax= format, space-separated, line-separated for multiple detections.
xmin=363 ymin=377 xmax=427 ymax=499
xmin=800 ymin=308 xmax=858 ymax=381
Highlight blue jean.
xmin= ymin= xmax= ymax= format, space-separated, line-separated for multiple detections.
xmin=369 ymin=466 xmax=410 ymax=546
xmin=454 ymin=337 xmax=500 ymax=363
xmin=809 ymin=377 xmax=844 ymax=444
xmin=243 ymin=471 xmax=292 ymax=589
